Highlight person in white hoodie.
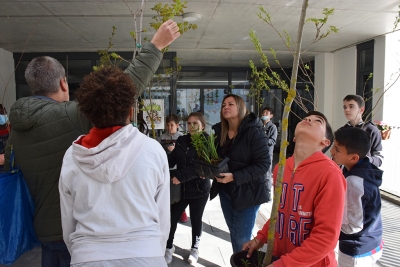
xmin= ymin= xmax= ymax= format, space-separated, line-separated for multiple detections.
xmin=58 ymin=22 xmax=179 ymax=264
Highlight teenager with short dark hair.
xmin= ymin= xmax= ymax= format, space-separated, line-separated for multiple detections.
xmin=242 ymin=110 xmax=346 ymax=267
xmin=341 ymin=94 xmax=383 ymax=167
xmin=261 ymin=106 xmax=277 ymax=201
xmin=159 ymin=114 xmax=189 ymax=223
xmin=331 ymin=127 xmax=383 ymax=267
xmin=160 ymin=114 xmax=183 ymax=153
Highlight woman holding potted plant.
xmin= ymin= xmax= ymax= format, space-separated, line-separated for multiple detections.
xmin=164 ymin=112 xmax=211 ymax=265
xmin=211 ymin=94 xmax=271 ymax=253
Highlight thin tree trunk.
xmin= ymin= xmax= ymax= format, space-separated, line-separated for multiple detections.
xmin=262 ymin=0 xmax=308 ymax=265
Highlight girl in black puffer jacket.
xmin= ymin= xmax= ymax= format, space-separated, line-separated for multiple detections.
xmin=164 ymin=112 xmax=210 ymax=265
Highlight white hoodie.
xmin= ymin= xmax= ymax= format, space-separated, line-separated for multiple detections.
xmin=59 ymin=125 xmax=170 ymax=264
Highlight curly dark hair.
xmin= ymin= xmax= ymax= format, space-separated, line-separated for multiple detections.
xmin=75 ymin=66 xmax=137 ymax=128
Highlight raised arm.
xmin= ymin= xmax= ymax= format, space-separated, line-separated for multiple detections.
xmin=124 ymin=19 xmax=181 ymax=95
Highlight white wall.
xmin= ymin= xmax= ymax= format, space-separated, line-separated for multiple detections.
xmin=315 ymin=53 xmax=334 ymax=124
xmin=376 ymin=31 xmax=400 ymax=196
xmin=381 ymin=31 xmax=400 ymax=127
xmin=0 ymin=48 xmax=16 ymax=111
xmin=373 ymin=36 xmax=385 ymax=120
xmin=315 ymin=47 xmax=357 ymax=131
xmin=331 ymin=47 xmax=357 ymax=131
xmin=315 ymin=33 xmax=400 ymax=197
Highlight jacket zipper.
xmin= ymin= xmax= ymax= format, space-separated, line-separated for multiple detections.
xmin=177 ymin=141 xmax=190 ymax=199
xmin=285 ymin=168 xmax=296 ymax=253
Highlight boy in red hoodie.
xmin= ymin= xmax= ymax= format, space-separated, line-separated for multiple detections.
xmin=242 ymin=111 xmax=346 ymax=267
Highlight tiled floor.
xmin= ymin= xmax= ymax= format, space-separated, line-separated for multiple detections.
xmin=2 ymin=197 xmax=397 ymax=267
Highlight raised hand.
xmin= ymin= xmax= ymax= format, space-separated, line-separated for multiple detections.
xmin=151 ymin=19 xmax=181 ymax=50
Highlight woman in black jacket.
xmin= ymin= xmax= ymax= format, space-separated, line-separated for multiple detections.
xmin=164 ymin=112 xmax=210 ymax=265
xmin=211 ymin=94 xmax=270 ymax=253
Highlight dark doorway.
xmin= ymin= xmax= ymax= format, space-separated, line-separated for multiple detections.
xmin=356 ymin=40 xmax=374 ymax=122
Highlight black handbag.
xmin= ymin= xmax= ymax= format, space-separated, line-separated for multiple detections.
xmin=170 ymin=180 xmax=181 ymax=204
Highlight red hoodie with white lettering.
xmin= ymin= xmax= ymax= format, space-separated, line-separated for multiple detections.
xmin=256 ymin=152 xmax=346 ymax=267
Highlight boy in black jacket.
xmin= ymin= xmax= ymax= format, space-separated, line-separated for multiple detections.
xmin=331 ymin=127 xmax=383 ymax=267
xmin=260 ymin=107 xmax=277 ymax=201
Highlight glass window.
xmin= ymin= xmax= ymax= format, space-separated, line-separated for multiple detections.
xmin=231 ymin=71 xmax=251 ymax=87
xmin=359 ymin=48 xmax=373 ymax=70
xmin=95 ymin=59 xmax=130 ymax=71
xmin=231 ymin=72 xmax=253 ymax=112
xmin=59 ymin=60 xmax=92 ymax=84
xmin=142 ymin=79 xmax=171 ymax=137
xmin=231 ymin=89 xmax=253 ymax=112
xmin=262 ymin=88 xmax=282 ymax=124
xmin=203 ymin=88 xmax=224 ymax=132
xmin=15 ymin=61 xmax=29 ymax=82
xmin=176 ymin=88 xmax=200 ymax=132
xmin=357 ymin=41 xmax=374 ymax=122
xmin=16 ymin=84 xmax=32 ymax=99
xmin=177 ymin=72 xmax=228 ymax=86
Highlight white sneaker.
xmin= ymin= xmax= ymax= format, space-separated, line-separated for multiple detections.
xmin=188 ymin=248 xmax=199 ymax=264
xmin=165 ymin=246 xmax=175 ymax=264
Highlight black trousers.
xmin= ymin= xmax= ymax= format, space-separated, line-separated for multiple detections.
xmin=166 ymin=195 xmax=209 ymax=249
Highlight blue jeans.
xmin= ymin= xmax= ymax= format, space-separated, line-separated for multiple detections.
xmin=41 ymin=241 xmax=71 ymax=267
xmin=219 ymin=190 xmax=260 ymax=253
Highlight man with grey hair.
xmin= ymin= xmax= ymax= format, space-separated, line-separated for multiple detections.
xmin=25 ymin=56 xmax=68 ymax=97
xmin=5 ymin=20 xmax=180 ymax=267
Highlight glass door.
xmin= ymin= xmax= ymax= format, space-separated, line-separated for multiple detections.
xmin=203 ymin=88 xmax=225 ymax=132
xmin=176 ymin=88 xmax=200 ymax=132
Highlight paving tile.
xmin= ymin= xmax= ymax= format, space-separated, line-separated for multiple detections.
xmin=208 ymin=219 xmax=230 ymax=233
xmin=219 ymin=246 xmax=234 ymax=266
xmin=196 ymin=246 xmax=227 ymax=267
xmin=200 ymin=231 xmax=231 ymax=247
xmin=202 ymin=210 xmax=226 ymax=221
xmin=3 ymin=198 xmax=398 ymax=267
xmin=171 ymin=232 xmax=192 ymax=250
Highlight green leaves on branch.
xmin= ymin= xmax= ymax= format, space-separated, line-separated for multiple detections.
xmin=94 ymin=26 xmax=122 ymax=71
xmin=306 ymin=8 xmax=339 ymax=41
xmin=93 ymin=0 xmax=197 ymax=71
xmin=150 ymin=0 xmax=197 ymax=53
xmin=249 ymin=30 xmax=270 ymax=68
xmin=256 ymin=6 xmax=272 ymax=25
xmin=395 ymin=5 xmax=400 ymax=30
xmin=248 ymin=6 xmax=338 ymax=109
xmin=150 ymin=0 xmax=198 ymax=33
xmin=249 ymin=30 xmax=289 ymax=96
xmin=191 ymin=131 xmax=220 ymax=164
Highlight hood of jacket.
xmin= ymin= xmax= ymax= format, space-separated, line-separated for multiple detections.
xmin=285 ymin=151 xmax=338 ymax=173
xmin=238 ymin=112 xmax=264 ymax=134
xmin=343 ymin=158 xmax=383 ymax=187
xmin=263 ymin=120 xmax=275 ymax=129
xmin=71 ymin=125 xmax=147 ymax=184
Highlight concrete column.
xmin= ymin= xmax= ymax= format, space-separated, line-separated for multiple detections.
xmin=332 ymin=47 xmax=357 ymax=131
xmin=315 ymin=53 xmax=334 ymax=124
xmin=0 ymin=48 xmax=16 ymax=110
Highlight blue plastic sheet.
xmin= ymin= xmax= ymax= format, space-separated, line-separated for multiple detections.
xmin=0 ymin=169 xmax=39 ymax=265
